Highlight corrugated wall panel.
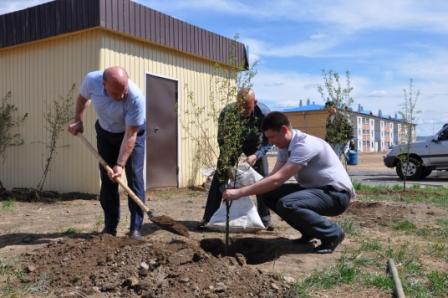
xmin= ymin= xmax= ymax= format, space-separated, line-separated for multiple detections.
xmin=286 ymin=111 xmax=327 ymax=139
xmin=0 ymin=30 xmax=101 ymax=193
xmin=0 ymin=28 xmax=237 ymax=192
xmin=99 ymin=31 xmax=235 ymax=187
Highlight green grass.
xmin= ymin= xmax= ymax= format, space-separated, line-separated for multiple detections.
xmin=0 ymin=258 xmax=25 ymax=297
xmin=427 ymin=243 xmax=448 ymax=262
xmin=392 ymin=219 xmax=416 ymax=232
xmin=0 ymin=258 xmax=50 ymax=297
xmin=0 ymin=260 xmax=19 ymax=277
xmin=360 ymin=239 xmax=383 ymax=252
xmin=336 ymin=218 xmax=360 ymax=235
xmin=388 ymin=218 xmax=448 ymax=241
xmin=94 ymin=215 xmax=104 ymax=232
xmin=400 ymin=271 xmax=448 ymax=298
xmin=436 ymin=218 xmax=448 ymax=227
xmin=427 ymin=271 xmax=448 ymax=297
xmin=353 ymin=183 xmax=448 ymax=209
xmin=353 ymin=256 xmax=380 ymax=267
xmin=63 ymin=227 xmax=82 ymax=235
xmin=1 ymin=197 xmax=16 ymax=211
xmin=286 ymin=183 xmax=448 ymax=297
xmin=361 ymin=272 xmax=394 ymax=290
xmin=287 ymin=254 xmax=392 ymax=298
xmin=288 ymin=260 xmax=360 ymax=297
xmin=416 ymin=225 xmax=448 ymax=241
xmin=288 ymin=236 xmax=447 ymax=298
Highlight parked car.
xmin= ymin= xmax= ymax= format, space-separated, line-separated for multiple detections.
xmin=383 ymin=123 xmax=448 ymax=180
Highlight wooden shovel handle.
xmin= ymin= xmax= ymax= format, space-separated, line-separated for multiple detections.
xmin=77 ymin=134 xmax=149 ymax=213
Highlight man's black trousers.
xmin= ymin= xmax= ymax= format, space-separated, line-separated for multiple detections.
xmin=95 ymin=121 xmax=146 ymax=233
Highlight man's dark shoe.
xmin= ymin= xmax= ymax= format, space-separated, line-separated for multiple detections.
xmin=101 ymin=228 xmax=117 ymax=236
xmin=196 ymin=220 xmax=208 ymax=231
xmin=128 ymin=230 xmax=143 ymax=241
xmin=315 ymin=231 xmax=345 ymax=254
xmin=263 ymin=221 xmax=275 ymax=231
xmin=293 ymin=234 xmax=314 ymax=245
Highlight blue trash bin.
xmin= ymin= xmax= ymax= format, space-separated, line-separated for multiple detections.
xmin=347 ymin=150 xmax=358 ymax=165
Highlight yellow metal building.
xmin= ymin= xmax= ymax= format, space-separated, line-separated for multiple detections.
xmin=283 ymin=103 xmax=328 ymax=138
xmin=0 ymin=0 xmax=248 ymax=193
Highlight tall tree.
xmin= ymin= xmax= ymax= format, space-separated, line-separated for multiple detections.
xmin=398 ymin=79 xmax=420 ymax=191
xmin=318 ymin=70 xmax=354 ymax=109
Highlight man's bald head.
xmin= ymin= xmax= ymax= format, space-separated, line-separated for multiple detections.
xmin=103 ymin=66 xmax=129 ymax=101
xmin=237 ymin=88 xmax=256 ymax=117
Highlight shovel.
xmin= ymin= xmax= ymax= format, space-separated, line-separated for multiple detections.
xmin=77 ymin=133 xmax=189 ymax=237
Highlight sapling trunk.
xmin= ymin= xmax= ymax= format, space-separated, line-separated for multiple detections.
xmin=225 ymin=200 xmax=230 ymax=256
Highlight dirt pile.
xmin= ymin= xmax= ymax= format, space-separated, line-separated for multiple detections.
xmin=17 ymin=234 xmax=290 ymax=297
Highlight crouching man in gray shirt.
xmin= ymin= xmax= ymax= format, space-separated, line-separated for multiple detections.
xmin=223 ymin=111 xmax=354 ymax=253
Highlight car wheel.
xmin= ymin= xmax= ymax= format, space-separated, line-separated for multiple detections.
xmin=396 ymin=157 xmax=423 ymax=180
xmin=421 ymin=167 xmax=432 ymax=178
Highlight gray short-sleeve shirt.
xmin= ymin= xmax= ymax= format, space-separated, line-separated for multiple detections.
xmin=277 ymin=129 xmax=355 ymax=197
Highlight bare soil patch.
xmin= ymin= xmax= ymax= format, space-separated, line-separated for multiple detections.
xmin=16 ymin=234 xmax=289 ymax=297
xmin=346 ymin=200 xmax=444 ymax=228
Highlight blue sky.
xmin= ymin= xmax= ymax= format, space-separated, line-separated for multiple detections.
xmin=2 ymin=0 xmax=448 ymax=136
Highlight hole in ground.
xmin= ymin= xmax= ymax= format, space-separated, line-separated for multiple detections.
xmin=200 ymin=238 xmax=280 ymax=264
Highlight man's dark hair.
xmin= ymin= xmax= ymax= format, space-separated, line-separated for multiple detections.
xmin=261 ymin=111 xmax=290 ymax=132
xmin=325 ymin=101 xmax=336 ymax=108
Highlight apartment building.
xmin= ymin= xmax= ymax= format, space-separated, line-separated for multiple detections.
xmin=283 ymin=103 xmax=416 ymax=153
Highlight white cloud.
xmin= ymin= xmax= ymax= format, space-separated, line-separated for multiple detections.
xmin=0 ymin=0 xmax=51 ymax=15
xmin=254 ymin=68 xmax=446 ymax=136
xmin=241 ymin=32 xmax=354 ymax=59
xmin=397 ymin=49 xmax=448 ymax=80
xmin=253 ymin=69 xmax=369 ymax=108
xmin=253 ymin=71 xmax=323 ymax=109
xmin=142 ymin=0 xmax=448 ymax=33
xmin=367 ymin=90 xmax=389 ymax=98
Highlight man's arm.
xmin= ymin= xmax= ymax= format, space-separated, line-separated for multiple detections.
xmin=249 ymin=132 xmax=272 ymax=164
xmin=110 ymin=125 xmax=139 ymax=179
xmin=117 ymin=126 xmax=139 ymax=166
xmin=270 ymin=158 xmax=285 ymax=175
xmin=222 ymin=162 xmax=301 ymax=201
xmin=68 ymin=95 xmax=90 ymax=135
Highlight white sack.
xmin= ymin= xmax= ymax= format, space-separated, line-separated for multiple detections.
xmin=206 ymin=163 xmax=265 ymax=232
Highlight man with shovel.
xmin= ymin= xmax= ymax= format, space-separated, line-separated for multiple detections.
xmin=68 ymin=66 xmax=146 ymax=240
xmin=223 ymin=112 xmax=354 ymax=253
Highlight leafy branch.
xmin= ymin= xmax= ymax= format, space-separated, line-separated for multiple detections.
xmin=37 ymin=84 xmax=76 ymax=191
xmin=318 ymin=70 xmax=354 ymax=109
xmin=182 ymin=37 xmax=257 ymax=186
xmin=0 ymin=92 xmax=28 ymax=189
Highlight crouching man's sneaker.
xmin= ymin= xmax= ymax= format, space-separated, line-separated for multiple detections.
xmin=315 ymin=231 xmax=345 ymax=254
xmin=128 ymin=230 xmax=143 ymax=241
xmin=293 ymin=234 xmax=314 ymax=245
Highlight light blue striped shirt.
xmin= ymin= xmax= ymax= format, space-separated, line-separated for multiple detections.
xmin=80 ymin=70 xmax=145 ymax=133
